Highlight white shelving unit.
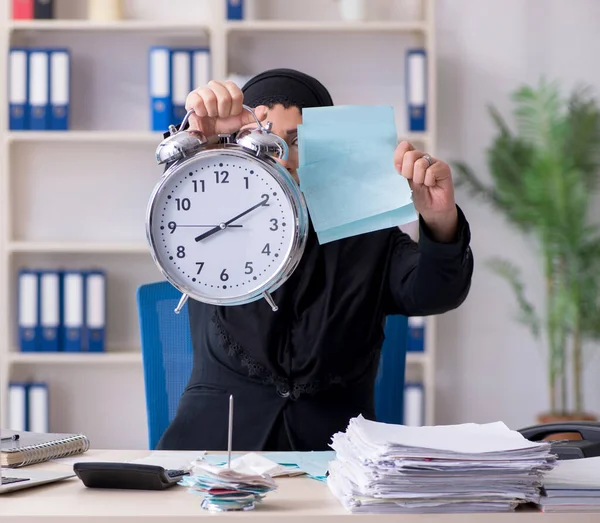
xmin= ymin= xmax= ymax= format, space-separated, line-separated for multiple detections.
xmin=0 ymin=0 xmax=438 ymax=449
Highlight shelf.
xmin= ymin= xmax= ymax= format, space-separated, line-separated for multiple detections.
xmin=8 ymin=351 xmax=142 ymax=365
xmin=8 ymin=19 xmax=212 ymax=33
xmin=8 ymin=242 xmax=150 ymax=254
xmin=7 ymin=131 xmax=164 ymax=144
xmin=225 ymin=20 xmax=427 ymax=33
xmin=406 ymin=352 xmax=430 ymax=365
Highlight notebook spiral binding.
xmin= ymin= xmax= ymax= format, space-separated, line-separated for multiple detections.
xmin=9 ymin=434 xmax=90 ymax=468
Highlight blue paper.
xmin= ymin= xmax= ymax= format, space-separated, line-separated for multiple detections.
xmin=297 ymin=105 xmax=416 ymax=244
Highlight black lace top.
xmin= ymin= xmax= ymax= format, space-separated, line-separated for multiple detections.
xmin=189 ymin=207 xmax=473 ymax=400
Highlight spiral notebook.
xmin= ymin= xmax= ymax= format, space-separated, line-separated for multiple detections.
xmin=1 ymin=429 xmax=90 ymax=468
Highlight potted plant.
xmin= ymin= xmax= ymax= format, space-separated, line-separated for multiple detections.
xmin=453 ymin=78 xmax=600 ymax=425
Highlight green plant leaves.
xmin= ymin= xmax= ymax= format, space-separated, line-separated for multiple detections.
xmin=452 ymin=77 xmax=600 ymax=414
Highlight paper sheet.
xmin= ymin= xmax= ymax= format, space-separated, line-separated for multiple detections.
xmin=297 ymin=105 xmax=415 ymax=244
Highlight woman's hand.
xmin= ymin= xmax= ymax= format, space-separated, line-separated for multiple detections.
xmin=394 ymin=141 xmax=458 ymax=243
xmin=185 ymin=80 xmax=268 ymax=137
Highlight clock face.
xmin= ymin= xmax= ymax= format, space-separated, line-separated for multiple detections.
xmin=147 ymin=149 xmax=300 ymax=305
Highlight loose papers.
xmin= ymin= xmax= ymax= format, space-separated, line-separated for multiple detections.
xmin=180 ymin=461 xmax=277 ymax=512
xmin=327 ymin=415 xmax=557 ymax=514
xmin=297 ymin=105 xmax=417 ymax=244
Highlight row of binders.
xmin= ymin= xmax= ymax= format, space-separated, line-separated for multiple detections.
xmin=18 ymin=269 xmax=106 ymax=353
xmin=7 ymin=381 xmax=49 ymax=433
xmin=9 ymin=47 xmax=70 ymax=130
xmin=149 ymin=46 xmax=211 ymax=132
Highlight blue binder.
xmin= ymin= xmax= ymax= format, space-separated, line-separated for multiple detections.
xmin=403 ymin=382 xmax=425 ymax=426
xmin=170 ymin=49 xmax=192 ymax=127
xmin=62 ymin=270 xmax=84 ymax=352
xmin=406 ymin=48 xmax=427 ymax=132
xmin=226 ymin=0 xmax=243 ymax=20
xmin=28 ymin=48 xmax=50 ymax=130
xmin=27 ymin=381 xmax=50 ymax=433
xmin=374 ymin=315 xmax=408 ymax=424
xmin=49 ymin=48 xmax=70 ymax=130
xmin=8 ymin=382 xmax=29 ymax=431
xmin=191 ymin=47 xmax=211 ymax=92
xmin=407 ymin=316 xmax=425 ymax=352
xmin=85 ymin=270 xmax=106 ymax=352
xmin=39 ymin=270 xmax=62 ymax=352
xmin=18 ymin=269 xmax=40 ymax=352
xmin=9 ymin=48 xmax=29 ymax=130
xmin=149 ymin=46 xmax=172 ymax=132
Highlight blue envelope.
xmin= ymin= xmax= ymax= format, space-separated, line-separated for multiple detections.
xmin=297 ymin=105 xmax=416 ymax=244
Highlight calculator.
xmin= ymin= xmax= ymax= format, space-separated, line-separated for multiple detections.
xmin=73 ymin=462 xmax=189 ymax=490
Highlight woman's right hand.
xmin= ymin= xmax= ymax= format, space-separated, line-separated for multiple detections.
xmin=185 ymin=80 xmax=267 ymax=137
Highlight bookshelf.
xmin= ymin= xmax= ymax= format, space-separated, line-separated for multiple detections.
xmin=0 ymin=0 xmax=438 ymax=449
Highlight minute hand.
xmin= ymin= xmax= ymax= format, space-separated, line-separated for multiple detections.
xmin=195 ymin=196 xmax=268 ymax=242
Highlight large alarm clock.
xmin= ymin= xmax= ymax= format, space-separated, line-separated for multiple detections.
xmin=146 ymin=106 xmax=309 ymax=313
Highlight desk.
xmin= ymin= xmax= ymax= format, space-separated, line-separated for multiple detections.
xmin=0 ymin=449 xmax=599 ymax=522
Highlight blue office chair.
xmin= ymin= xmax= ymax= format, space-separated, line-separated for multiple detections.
xmin=136 ymin=281 xmax=194 ymax=450
xmin=137 ymin=280 xmax=409 ymax=449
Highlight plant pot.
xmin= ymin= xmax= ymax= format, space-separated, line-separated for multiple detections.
xmin=536 ymin=412 xmax=597 ymax=440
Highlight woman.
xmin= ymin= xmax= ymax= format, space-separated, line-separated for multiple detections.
xmin=156 ymin=68 xmax=473 ymax=452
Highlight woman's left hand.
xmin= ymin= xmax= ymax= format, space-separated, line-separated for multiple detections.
xmin=394 ymin=141 xmax=458 ymax=243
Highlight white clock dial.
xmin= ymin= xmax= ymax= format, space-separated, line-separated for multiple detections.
xmin=148 ymin=151 xmax=297 ymax=305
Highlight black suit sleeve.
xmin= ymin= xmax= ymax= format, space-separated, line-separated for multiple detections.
xmin=385 ymin=204 xmax=474 ymax=316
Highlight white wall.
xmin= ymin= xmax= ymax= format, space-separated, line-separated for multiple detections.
xmin=433 ymin=0 xmax=600 ymax=429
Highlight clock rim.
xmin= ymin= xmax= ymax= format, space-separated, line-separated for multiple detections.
xmin=145 ymin=145 xmax=309 ymax=308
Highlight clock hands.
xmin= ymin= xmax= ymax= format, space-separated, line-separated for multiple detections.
xmin=175 ymin=224 xmax=243 ymax=228
xmin=195 ymin=195 xmax=269 ymax=242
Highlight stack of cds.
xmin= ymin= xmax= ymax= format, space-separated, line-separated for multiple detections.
xmin=179 ymin=462 xmax=277 ymax=512
xmin=327 ymin=415 xmax=557 ymax=514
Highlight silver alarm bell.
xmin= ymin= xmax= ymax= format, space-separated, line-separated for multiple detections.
xmin=155 ymin=105 xmax=289 ymax=166
xmin=236 ymin=119 xmax=289 ymax=161
xmin=155 ymin=112 xmax=209 ymax=165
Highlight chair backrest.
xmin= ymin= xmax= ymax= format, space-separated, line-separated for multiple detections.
xmin=136 ymin=281 xmax=194 ymax=450
xmin=374 ymin=314 xmax=408 ymax=425
xmin=137 ymin=281 xmax=409 ymax=448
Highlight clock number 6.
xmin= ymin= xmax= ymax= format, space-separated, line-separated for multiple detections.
xmin=220 ymin=269 xmax=229 ymax=281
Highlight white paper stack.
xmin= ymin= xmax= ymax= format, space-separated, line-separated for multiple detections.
xmin=538 ymin=455 xmax=600 ymax=512
xmin=327 ymin=415 xmax=557 ymax=514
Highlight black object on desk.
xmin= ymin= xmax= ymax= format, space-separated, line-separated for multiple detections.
xmin=519 ymin=420 xmax=600 ymax=460
xmin=73 ymin=462 xmax=188 ymax=490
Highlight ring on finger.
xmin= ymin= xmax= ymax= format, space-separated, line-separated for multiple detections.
xmin=421 ymin=154 xmax=434 ymax=168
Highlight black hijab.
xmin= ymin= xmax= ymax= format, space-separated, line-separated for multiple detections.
xmin=242 ymin=68 xmax=334 ymax=110
xmin=213 ymin=69 xmax=337 ymax=397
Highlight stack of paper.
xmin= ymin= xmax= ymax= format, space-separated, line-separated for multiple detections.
xmin=297 ymin=105 xmax=416 ymax=244
xmin=327 ymin=415 xmax=557 ymax=514
xmin=538 ymin=455 xmax=600 ymax=512
xmin=179 ymin=461 xmax=277 ymax=512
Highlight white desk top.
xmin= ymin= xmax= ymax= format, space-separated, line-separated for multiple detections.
xmin=0 ymin=449 xmax=599 ymax=522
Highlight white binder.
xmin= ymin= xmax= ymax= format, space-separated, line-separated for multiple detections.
xmin=28 ymin=382 xmax=49 ymax=433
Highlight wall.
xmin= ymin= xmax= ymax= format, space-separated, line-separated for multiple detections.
xmin=434 ymin=0 xmax=600 ymax=429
